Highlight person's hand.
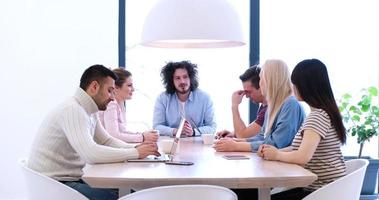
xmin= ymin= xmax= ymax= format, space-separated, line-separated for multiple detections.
xmin=213 ymin=138 xmax=238 ymax=152
xmin=183 ymin=120 xmax=193 ymax=137
xmin=260 ymin=144 xmax=279 ymax=160
xmin=172 ymin=128 xmax=178 ymax=137
xmin=142 ymin=130 xmax=159 ymax=142
xmin=231 ymin=90 xmax=245 ymax=107
xmin=136 ymin=142 xmax=160 ymax=158
xmin=257 ymin=144 xmax=265 ymax=157
xmin=215 ymin=130 xmax=234 ymax=139
xmin=232 ymin=138 xmax=246 ymax=142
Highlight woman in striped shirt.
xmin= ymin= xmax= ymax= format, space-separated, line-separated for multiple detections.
xmin=259 ymin=59 xmax=347 ymax=200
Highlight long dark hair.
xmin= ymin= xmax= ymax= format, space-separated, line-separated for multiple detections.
xmin=291 ymin=59 xmax=346 ymax=144
xmin=160 ymin=61 xmax=199 ymax=94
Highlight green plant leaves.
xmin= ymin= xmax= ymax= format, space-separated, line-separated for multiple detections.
xmin=343 ymin=93 xmax=352 ymax=99
xmin=368 ymin=86 xmax=378 ymax=96
xmin=352 ymin=115 xmax=360 ymax=121
xmin=338 ymin=86 xmax=379 ymax=158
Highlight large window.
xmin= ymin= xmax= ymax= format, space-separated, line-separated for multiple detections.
xmin=124 ymin=1 xmax=250 ymax=132
xmin=123 ymin=0 xmax=379 ymax=157
xmin=261 ymin=0 xmax=379 ymax=157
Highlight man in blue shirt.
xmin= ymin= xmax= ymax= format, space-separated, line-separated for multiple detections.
xmin=153 ymin=61 xmax=216 ymax=137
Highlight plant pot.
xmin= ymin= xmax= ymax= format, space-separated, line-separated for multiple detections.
xmin=344 ymin=156 xmax=379 ymax=195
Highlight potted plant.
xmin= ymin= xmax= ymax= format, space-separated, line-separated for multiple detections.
xmin=339 ymin=86 xmax=379 ymax=198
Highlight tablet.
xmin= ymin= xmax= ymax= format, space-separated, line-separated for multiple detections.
xmin=222 ymin=155 xmax=250 ymax=160
xmin=165 ymin=161 xmax=194 ymax=166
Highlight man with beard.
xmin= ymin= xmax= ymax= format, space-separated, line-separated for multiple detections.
xmin=28 ymin=65 xmax=159 ymax=200
xmin=153 ymin=61 xmax=216 ymax=137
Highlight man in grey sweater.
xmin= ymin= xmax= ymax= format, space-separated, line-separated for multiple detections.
xmin=28 ymin=65 xmax=159 ymax=200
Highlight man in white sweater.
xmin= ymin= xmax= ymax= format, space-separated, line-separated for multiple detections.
xmin=28 ymin=65 xmax=159 ymax=200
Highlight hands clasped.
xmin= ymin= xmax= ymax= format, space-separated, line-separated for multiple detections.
xmin=215 ymin=130 xmax=234 ymax=139
xmin=183 ymin=120 xmax=194 ymax=136
xmin=143 ymin=130 xmax=159 ymax=142
xmin=258 ymin=144 xmax=278 ymax=160
xmin=213 ymin=137 xmax=238 ymax=152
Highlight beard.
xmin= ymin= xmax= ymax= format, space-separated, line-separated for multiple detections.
xmin=97 ymin=102 xmax=108 ymax=111
xmin=177 ymin=84 xmax=190 ymax=94
xmin=93 ymin=94 xmax=111 ymax=111
xmin=177 ymin=88 xmax=190 ymax=94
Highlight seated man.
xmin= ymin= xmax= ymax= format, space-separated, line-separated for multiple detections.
xmin=28 ymin=65 xmax=159 ymax=200
xmin=153 ymin=61 xmax=216 ymax=137
xmin=216 ymin=65 xmax=267 ymax=139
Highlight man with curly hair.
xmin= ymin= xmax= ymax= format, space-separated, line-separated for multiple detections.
xmin=153 ymin=61 xmax=216 ymax=137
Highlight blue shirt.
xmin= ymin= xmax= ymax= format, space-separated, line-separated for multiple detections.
xmin=247 ymin=96 xmax=305 ymax=151
xmin=153 ymin=89 xmax=216 ymax=136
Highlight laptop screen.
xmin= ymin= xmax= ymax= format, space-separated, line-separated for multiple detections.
xmin=169 ymin=117 xmax=185 ymax=155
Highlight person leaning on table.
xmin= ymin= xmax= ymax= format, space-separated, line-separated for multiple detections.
xmin=213 ymin=59 xmax=305 ymax=200
xmin=259 ymin=59 xmax=347 ymax=200
xmin=28 ymin=65 xmax=160 ymax=200
xmin=215 ymin=65 xmax=267 ymax=139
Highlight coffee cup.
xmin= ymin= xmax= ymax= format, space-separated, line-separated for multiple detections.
xmin=160 ymin=139 xmax=174 ymax=154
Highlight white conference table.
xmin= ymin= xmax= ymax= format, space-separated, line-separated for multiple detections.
xmin=83 ymin=137 xmax=317 ymax=200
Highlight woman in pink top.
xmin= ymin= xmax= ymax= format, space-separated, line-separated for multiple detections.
xmin=98 ymin=68 xmax=158 ymax=143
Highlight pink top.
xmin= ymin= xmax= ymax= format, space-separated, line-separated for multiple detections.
xmin=98 ymin=100 xmax=143 ymax=143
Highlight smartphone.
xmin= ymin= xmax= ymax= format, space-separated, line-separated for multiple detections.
xmin=165 ymin=161 xmax=194 ymax=166
xmin=223 ymin=155 xmax=250 ymax=160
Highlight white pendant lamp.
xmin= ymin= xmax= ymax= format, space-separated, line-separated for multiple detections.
xmin=141 ymin=0 xmax=245 ymax=48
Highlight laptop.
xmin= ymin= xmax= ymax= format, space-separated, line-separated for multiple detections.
xmin=126 ymin=117 xmax=185 ymax=162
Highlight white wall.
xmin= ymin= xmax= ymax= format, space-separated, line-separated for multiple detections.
xmin=0 ymin=0 xmax=118 ymax=199
xmin=260 ymin=0 xmax=379 ymax=158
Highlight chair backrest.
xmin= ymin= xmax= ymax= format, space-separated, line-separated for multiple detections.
xmin=118 ymin=184 xmax=237 ymax=200
xmin=303 ymin=159 xmax=369 ymax=200
xmin=18 ymin=158 xmax=89 ymax=200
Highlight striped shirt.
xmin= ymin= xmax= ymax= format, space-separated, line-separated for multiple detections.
xmin=291 ymin=108 xmax=346 ymax=191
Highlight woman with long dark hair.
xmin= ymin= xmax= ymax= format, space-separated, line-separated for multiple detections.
xmin=259 ymin=59 xmax=347 ymax=200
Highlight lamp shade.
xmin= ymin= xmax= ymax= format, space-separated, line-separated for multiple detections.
xmin=141 ymin=0 xmax=245 ymax=48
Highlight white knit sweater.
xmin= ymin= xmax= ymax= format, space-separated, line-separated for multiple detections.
xmin=28 ymin=88 xmax=139 ymax=181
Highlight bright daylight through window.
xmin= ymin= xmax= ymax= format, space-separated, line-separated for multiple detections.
xmin=124 ymin=0 xmax=379 ymax=157
xmin=124 ymin=0 xmax=250 ymax=133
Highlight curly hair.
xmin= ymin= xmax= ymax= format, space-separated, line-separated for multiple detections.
xmin=160 ymin=61 xmax=199 ymax=94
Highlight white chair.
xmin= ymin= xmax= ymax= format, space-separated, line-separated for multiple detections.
xmin=118 ymin=184 xmax=237 ymax=200
xmin=19 ymin=158 xmax=89 ymax=200
xmin=303 ymin=159 xmax=369 ymax=200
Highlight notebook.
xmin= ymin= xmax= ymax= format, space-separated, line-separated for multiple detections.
xmin=127 ymin=117 xmax=185 ymax=162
